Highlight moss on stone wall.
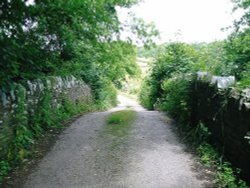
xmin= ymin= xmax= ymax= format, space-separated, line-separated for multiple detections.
xmin=0 ymin=76 xmax=92 ymax=182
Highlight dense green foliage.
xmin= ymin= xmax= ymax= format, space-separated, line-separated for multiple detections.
xmin=139 ymin=37 xmax=250 ymax=110
xmin=197 ymin=142 xmax=247 ymax=188
xmin=225 ymin=0 xmax=250 ymax=85
xmin=139 ymin=1 xmax=250 ymax=186
xmin=0 ymin=0 xmax=158 ymax=102
xmin=139 ymin=0 xmax=250 ymax=112
xmin=0 ymin=0 xmax=158 ymax=183
xmin=139 ymin=42 xmax=249 ymax=186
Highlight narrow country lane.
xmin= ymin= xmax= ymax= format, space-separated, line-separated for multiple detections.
xmin=22 ymin=96 xmax=213 ymax=188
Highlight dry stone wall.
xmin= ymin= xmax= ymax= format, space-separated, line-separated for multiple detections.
xmin=0 ymin=76 xmax=92 ymax=130
xmin=191 ymin=72 xmax=250 ymax=182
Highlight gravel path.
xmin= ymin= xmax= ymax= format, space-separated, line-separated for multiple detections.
xmin=23 ymin=96 xmax=213 ymax=188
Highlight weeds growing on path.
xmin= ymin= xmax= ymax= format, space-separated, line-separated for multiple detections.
xmin=105 ymin=110 xmax=137 ymax=137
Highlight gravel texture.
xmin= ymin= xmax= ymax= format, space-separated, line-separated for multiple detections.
xmin=23 ymin=96 xmax=213 ymax=188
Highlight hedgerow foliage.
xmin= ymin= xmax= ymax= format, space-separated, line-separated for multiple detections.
xmin=0 ymin=0 xmax=158 ymax=102
xmin=139 ymin=1 xmax=250 ymax=186
xmin=0 ymin=0 xmax=159 ymax=183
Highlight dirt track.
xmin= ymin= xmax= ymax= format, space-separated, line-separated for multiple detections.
xmin=22 ymin=96 xmax=213 ymax=188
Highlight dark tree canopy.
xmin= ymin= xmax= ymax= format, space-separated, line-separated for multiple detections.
xmin=0 ymin=0 xmax=158 ymax=96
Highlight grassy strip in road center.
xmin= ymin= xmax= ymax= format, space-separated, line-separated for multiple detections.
xmin=105 ymin=110 xmax=137 ymax=137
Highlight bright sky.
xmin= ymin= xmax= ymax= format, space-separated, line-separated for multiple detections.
xmin=118 ymin=0 xmax=243 ymax=43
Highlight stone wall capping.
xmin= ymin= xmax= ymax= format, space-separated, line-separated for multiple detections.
xmin=197 ymin=71 xmax=212 ymax=81
xmin=243 ymin=102 xmax=250 ymax=109
xmin=0 ymin=76 xmax=92 ymax=130
xmin=196 ymin=72 xmax=236 ymax=89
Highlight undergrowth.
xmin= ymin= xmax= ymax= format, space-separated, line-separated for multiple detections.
xmin=179 ymin=121 xmax=248 ymax=188
xmin=197 ymin=141 xmax=248 ymax=188
xmin=0 ymin=88 xmax=110 ymax=184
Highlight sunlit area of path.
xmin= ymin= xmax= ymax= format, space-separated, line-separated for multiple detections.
xmin=110 ymin=95 xmax=145 ymax=112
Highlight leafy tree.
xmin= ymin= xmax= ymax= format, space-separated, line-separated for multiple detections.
xmin=191 ymin=42 xmax=228 ymax=75
xmin=0 ymin=0 xmax=158 ymax=101
xmin=222 ymin=0 xmax=250 ymax=80
xmin=224 ymin=30 xmax=250 ymax=79
xmin=147 ymin=42 xmax=198 ymax=104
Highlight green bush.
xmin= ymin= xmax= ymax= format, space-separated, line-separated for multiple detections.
xmin=139 ymin=40 xmax=249 ymax=187
xmin=236 ymin=63 xmax=250 ymax=89
xmin=147 ymin=43 xmax=198 ymax=104
xmin=139 ymin=79 xmax=154 ymax=110
xmin=159 ymin=75 xmax=191 ymax=122
xmin=94 ymin=79 xmax=118 ymax=110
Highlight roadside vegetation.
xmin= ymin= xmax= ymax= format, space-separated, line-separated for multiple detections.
xmin=0 ymin=0 xmax=158 ymax=184
xmin=139 ymin=0 xmax=250 ymax=187
xmin=1 ymin=0 xmax=249 ymax=186
xmin=0 ymin=0 xmax=159 ymax=101
xmin=0 ymin=96 xmax=97 ymax=183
